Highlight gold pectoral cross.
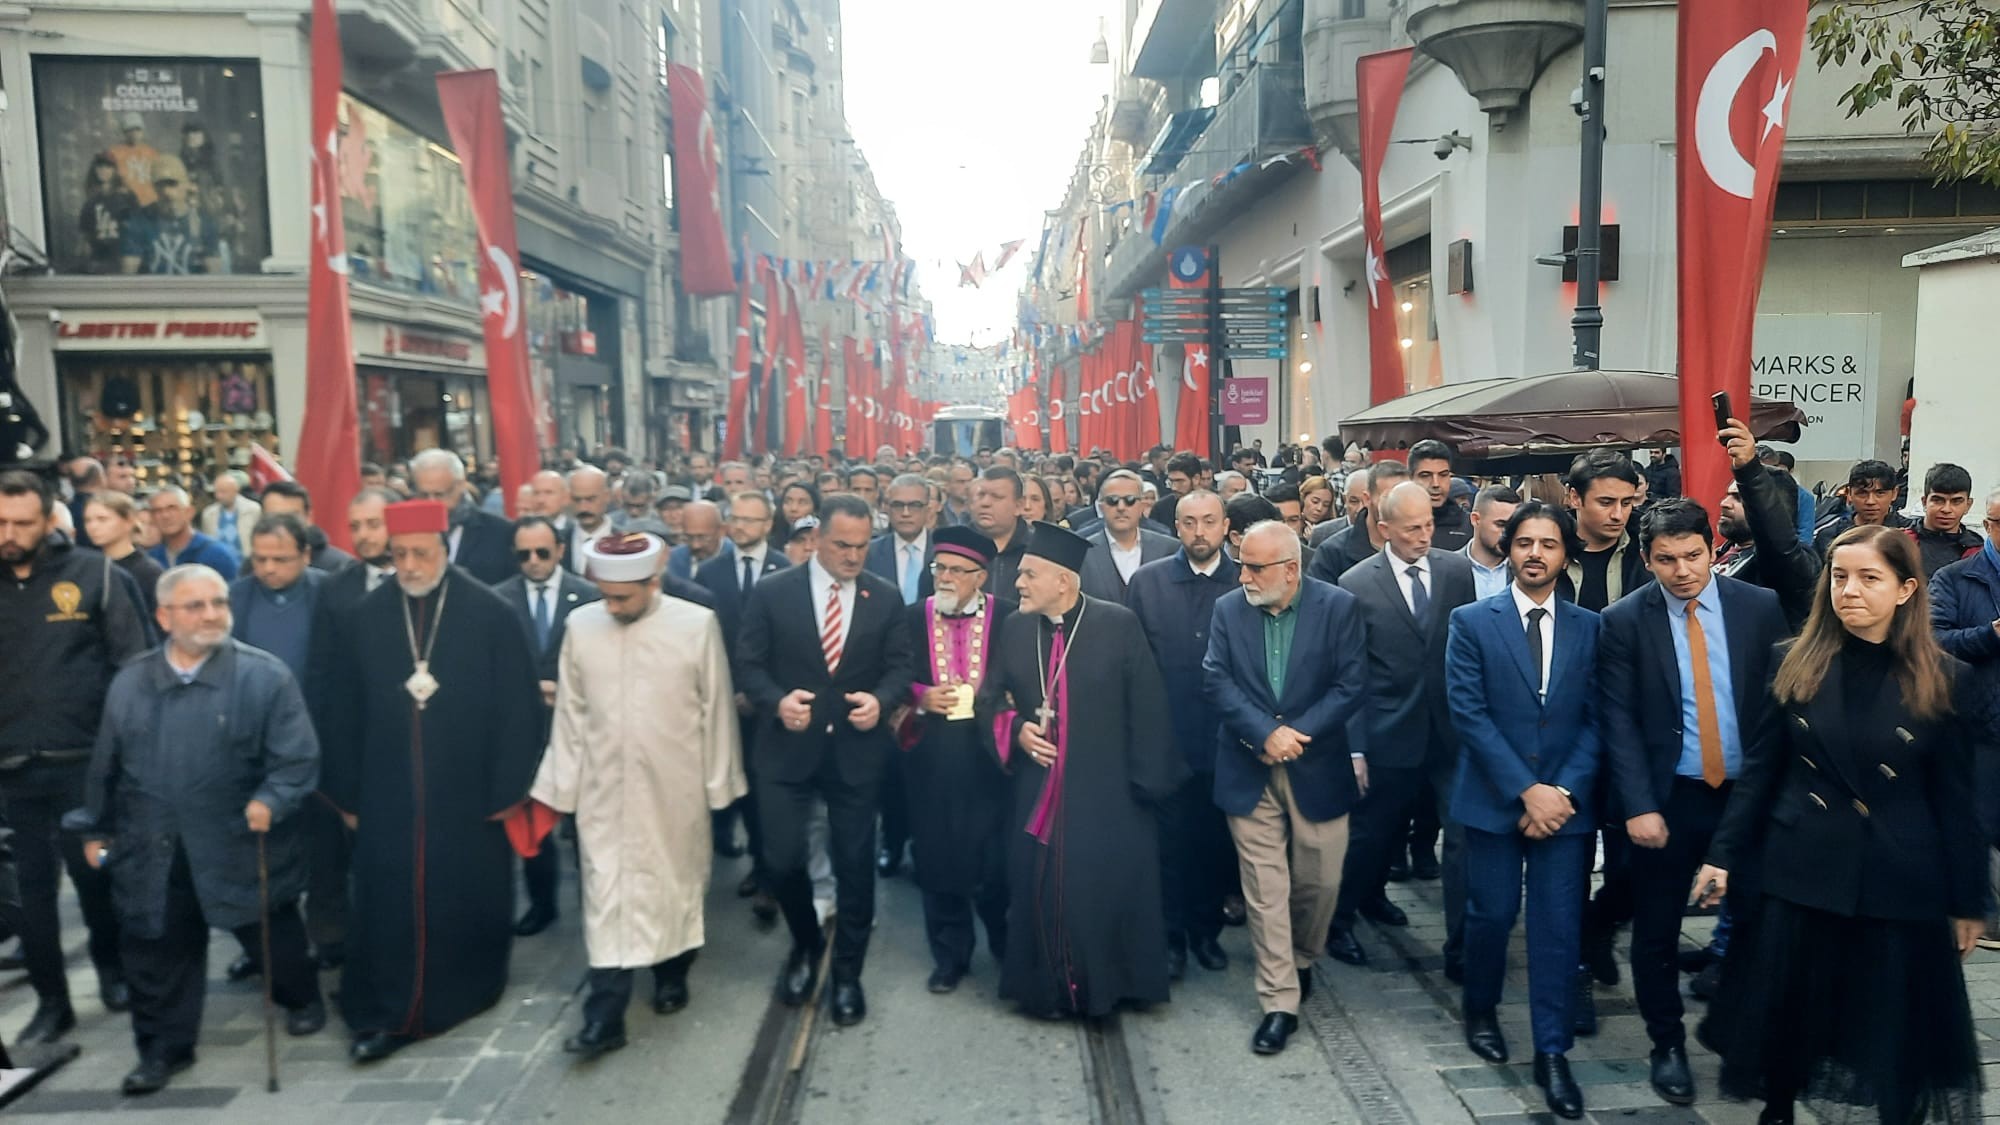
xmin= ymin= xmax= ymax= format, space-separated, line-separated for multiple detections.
xmin=405 ymin=660 xmax=440 ymax=709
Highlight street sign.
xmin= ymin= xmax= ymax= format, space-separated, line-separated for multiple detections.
xmin=1220 ymin=377 xmax=1269 ymax=424
xmin=1166 ymin=246 xmax=1211 ymax=289
xmin=1225 ymin=346 xmax=1287 ymax=359
xmin=1142 ymin=287 xmax=1285 ymax=300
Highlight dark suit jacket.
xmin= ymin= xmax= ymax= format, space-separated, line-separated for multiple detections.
xmin=1203 ymin=578 xmax=1370 ymax=822
xmin=661 ymin=571 xmax=718 ymax=611
xmin=1305 ymin=520 xmax=1378 ymax=586
xmin=1338 ymin=549 xmax=1479 ymax=769
xmin=696 ymin=547 xmax=789 ymax=651
xmin=864 ymin=531 xmax=934 ymax=605
xmin=667 ymin=539 xmax=733 ymax=583
xmin=1127 ymin=550 xmax=1242 ymax=773
xmin=1445 ymin=592 xmax=1603 ymax=837
xmin=493 ymin=571 xmax=603 ymax=681
xmin=452 ymin=506 xmax=518 ymax=586
xmin=1708 ymin=647 xmax=1988 ymax=923
xmin=1078 ymin=528 xmax=1178 ymax=605
xmin=737 ymin=564 xmax=915 ymax=785
xmin=1599 ymin=575 xmax=1786 ymax=822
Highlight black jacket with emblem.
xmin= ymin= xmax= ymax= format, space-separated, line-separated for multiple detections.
xmin=0 ymin=531 xmax=152 ymax=761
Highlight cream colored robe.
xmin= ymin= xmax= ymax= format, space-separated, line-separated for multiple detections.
xmin=530 ymin=594 xmax=745 ymax=968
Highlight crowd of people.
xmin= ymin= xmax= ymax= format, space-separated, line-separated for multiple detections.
xmin=0 ymin=420 xmax=1992 ymax=1125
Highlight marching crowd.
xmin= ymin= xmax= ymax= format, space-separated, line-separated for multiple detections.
xmin=0 ymin=422 xmax=1993 ymax=1125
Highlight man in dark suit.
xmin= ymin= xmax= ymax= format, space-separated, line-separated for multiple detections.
xmin=1444 ymin=500 xmax=1603 ymax=1120
xmin=1307 ymin=460 xmax=1410 ymax=585
xmin=696 ymin=490 xmax=788 ymax=885
xmin=409 ymin=447 xmax=515 ymax=585
xmin=865 ymin=474 xmax=935 ymax=607
xmin=1329 ymin=482 xmax=1478 ymax=972
xmin=1128 ymin=490 xmax=1241 ymax=980
xmin=1078 ymin=470 xmax=1178 ymax=604
xmin=493 ymin=516 xmax=602 ymax=937
xmin=1598 ymin=498 xmax=1785 ymax=1107
xmin=1203 ymin=520 xmax=1368 ymax=1056
xmin=737 ymin=494 xmax=915 ymax=1027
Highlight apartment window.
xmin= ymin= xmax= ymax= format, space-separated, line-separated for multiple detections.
xmin=656 ymin=20 xmax=676 ymax=84
xmin=627 ymin=137 xmax=640 ymax=197
xmin=530 ymin=58 xmax=550 ymax=135
xmin=1340 ymin=0 xmax=1365 ymax=17
xmin=584 ymin=101 xmax=600 ymax=167
xmin=662 ymin=149 xmax=677 ymax=224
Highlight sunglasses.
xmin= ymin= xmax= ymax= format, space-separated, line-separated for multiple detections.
xmin=1101 ymin=495 xmax=1145 ymax=508
xmin=514 ymin=547 xmax=555 ymax=561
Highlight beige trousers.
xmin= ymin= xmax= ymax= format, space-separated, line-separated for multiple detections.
xmin=1226 ymin=765 xmax=1350 ymax=1015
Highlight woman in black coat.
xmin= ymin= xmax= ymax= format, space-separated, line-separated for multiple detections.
xmin=1696 ymin=524 xmax=1989 ymax=1125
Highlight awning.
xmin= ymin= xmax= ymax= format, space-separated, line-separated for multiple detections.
xmin=1140 ymin=108 xmax=1215 ymax=176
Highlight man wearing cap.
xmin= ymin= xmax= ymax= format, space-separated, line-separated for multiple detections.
xmin=107 ymin=113 xmax=162 ymax=206
xmin=897 ymin=526 xmax=1015 ymax=994
xmin=314 ymin=499 xmax=544 ymax=1062
xmin=976 ymin=522 xmax=1186 ymax=1018
xmin=525 ymin=533 xmax=745 ymax=1059
xmin=119 ymin=153 xmax=220 ymax=275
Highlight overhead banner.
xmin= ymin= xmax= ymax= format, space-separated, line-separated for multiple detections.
xmin=294 ymin=0 xmax=361 ymax=550
xmin=1356 ymin=47 xmax=1414 ymax=406
xmin=1676 ymin=0 xmax=1809 ymax=509
xmin=437 ymin=68 xmax=538 ymax=515
xmin=666 ymin=64 xmax=735 ymax=297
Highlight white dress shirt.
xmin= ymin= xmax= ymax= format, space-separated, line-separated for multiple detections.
xmin=1109 ymin=534 xmax=1145 ymax=582
xmin=1189 ymin=552 xmax=1221 ymax=577
xmin=1510 ymin=582 xmax=1557 ymax=701
xmin=1388 ymin=546 xmax=1431 ymax=616
xmin=571 ymin=517 xmax=616 ymax=561
xmin=808 ymin=556 xmax=856 ymax=650
xmin=737 ymin=542 xmax=770 ymax=588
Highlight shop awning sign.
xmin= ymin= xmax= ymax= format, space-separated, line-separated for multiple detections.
xmin=55 ymin=309 xmax=267 ymax=351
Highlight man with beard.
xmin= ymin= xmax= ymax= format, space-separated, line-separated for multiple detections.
xmin=1127 ymin=490 xmax=1241 ymax=980
xmin=898 ymin=526 xmax=1013 ymax=993
xmin=1712 ymin=418 xmax=1818 ymax=631
xmin=315 ymin=499 xmax=543 ymax=1061
xmin=76 ymin=564 xmax=324 ymax=1095
xmin=409 ymin=448 xmax=514 ymax=585
xmin=258 ymin=481 xmax=355 ymax=573
xmin=976 ymin=523 xmax=1185 ymax=1018
xmin=527 ymin=533 xmax=744 ymax=1059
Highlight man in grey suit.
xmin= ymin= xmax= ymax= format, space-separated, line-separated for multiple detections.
xmin=1328 ymin=482 xmax=1479 ymax=976
xmin=1078 ymin=470 xmax=1178 ymax=604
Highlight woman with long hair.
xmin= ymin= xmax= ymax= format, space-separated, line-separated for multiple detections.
xmin=1695 ymin=525 xmax=1987 ymax=1124
xmin=773 ymin=480 xmax=820 ymax=552
xmin=1022 ymin=476 xmax=1063 ymax=527
xmin=1299 ymin=475 xmax=1335 ymax=528
xmin=84 ymin=490 xmax=164 ymax=614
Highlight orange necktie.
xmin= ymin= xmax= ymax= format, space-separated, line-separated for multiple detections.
xmin=1685 ymin=599 xmax=1725 ymax=787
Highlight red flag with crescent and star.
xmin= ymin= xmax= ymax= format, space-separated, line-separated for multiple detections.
xmin=667 ymin=64 xmax=735 ymax=296
xmin=1175 ymin=344 xmax=1211 ymax=454
xmin=1676 ymin=0 xmax=1808 ymax=512
xmin=437 ymin=69 xmax=538 ymax=515
xmin=811 ymin=325 xmax=833 ymax=456
xmin=294 ymin=0 xmax=361 ymax=550
xmin=1357 ymin=47 xmax=1414 ymax=406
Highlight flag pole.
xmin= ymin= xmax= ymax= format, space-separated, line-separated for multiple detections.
xmin=1571 ymin=0 xmax=1609 ymax=370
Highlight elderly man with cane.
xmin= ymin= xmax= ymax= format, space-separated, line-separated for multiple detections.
xmin=68 ymin=563 xmax=323 ymax=1096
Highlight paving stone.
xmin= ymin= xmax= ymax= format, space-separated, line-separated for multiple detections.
xmin=341 ymin=1081 xmax=454 ymax=1104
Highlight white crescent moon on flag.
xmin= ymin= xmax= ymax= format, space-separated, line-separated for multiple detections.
xmin=486 ymin=246 xmax=520 ymax=337
xmin=1050 ymin=400 xmax=1065 ymax=421
xmin=1695 ymin=29 xmax=1776 ymax=201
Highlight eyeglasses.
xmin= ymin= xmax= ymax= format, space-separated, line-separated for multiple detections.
xmin=1100 ymin=495 xmax=1144 ymax=508
xmin=930 ymin=563 xmax=985 ymax=579
xmin=514 ymin=548 xmax=554 ymax=561
xmin=886 ymin=500 xmax=928 ymax=512
xmin=1240 ymin=559 xmax=1294 ymax=574
xmin=167 ymin=597 xmax=229 ymax=612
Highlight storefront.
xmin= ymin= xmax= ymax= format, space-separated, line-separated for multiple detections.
xmin=661 ymin=376 xmax=716 ymax=455
xmin=521 ymin=265 xmax=623 ymax=455
xmin=352 ymin=317 xmax=491 ymax=469
xmin=53 ymin=308 xmax=276 ymax=489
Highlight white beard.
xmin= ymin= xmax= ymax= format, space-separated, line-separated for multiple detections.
xmin=398 ymin=573 xmax=443 ymax=599
xmin=933 ymin=587 xmax=962 ymax=615
xmin=1244 ymin=585 xmax=1277 ymax=608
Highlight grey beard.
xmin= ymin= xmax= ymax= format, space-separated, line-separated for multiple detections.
xmin=399 ymin=573 xmax=443 ymax=599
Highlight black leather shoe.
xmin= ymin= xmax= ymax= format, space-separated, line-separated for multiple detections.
xmin=1757 ymin=1102 xmax=1796 ymax=1125
xmin=1443 ymin=953 xmax=1465 ymax=984
xmin=1534 ymin=1052 xmax=1585 ymax=1119
xmin=750 ymin=892 xmax=779 ymax=927
xmin=1326 ymin=927 xmax=1367 ymax=966
xmin=563 ymin=1020 xmax=627 ymax=1060
xmin=1583 ymin=926 xmax=1620 ymax=985
xmin=927 ymin=966 xmax=962 ymax=994
xmin=737 ymin=873 xmax=760 ymax=898
xmin=1678 ymin=946 xmax=1717 ymax=973
xmin=100 ymin=972 xmax=132 ymax=1013
xmin=226 ymin=953 xmax=262 ymax=982
xmin=1384 ymin=860 xmax=1412 ymax=883
xmin=286 ymin=1000 xmax=327 ymax=1037
xmin=1649 ymin=1044 xmax=1696 ymax=1105
xmin=1463 ymin=1010 xmax=1508 ymax=1063
xmin=713 ymin=827 xmax=745 ymax=859
xmin=17 ymin=1001 xmax=76 ymax=1045
xmin=349 ymin=1032 xmax=411 ymax=1063
xmin=1359 ymin=897 xmax=1409 ymax=927
xmin=121 ymin=1054 xmax=193 ymax=1096
xmin=1251 ymin=1011 xmax=1298 ymax=1055
xmin=830 ymin=980 xmax=866 ymax=1027
xmin=514 ymin=904 xmax=558 ymax=937
xmin=1221 ymin=894 xmax=1247 ymax=926
xmin=1409 ymin=848 xmax=1441 ymax=880
xmin=876 ymin=847 xmax=901 ymax=878
xmin=1165 ymin=945 xmax=1187 ymax=982
xmin=1690 ymin=960 xmax=1723 ymax=1002
xmin=653 ymin=976 xmax=689 ymax=1015
xmin=1191 ymin=935 xmax=1228 ymax=972
xmin=778 ymin=945 xmax=820 ymax=1006
xmin=1571 ymin=968 xmax=1599 ymax=1036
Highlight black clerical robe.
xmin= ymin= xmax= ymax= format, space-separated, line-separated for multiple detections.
xmin=901 ymin=595 xmax=1015 ymax=897
xmin=318 ymin=568 xmax=544 ymax=1038
xmin=977 ymin=594 xmax=1186 ymax=1017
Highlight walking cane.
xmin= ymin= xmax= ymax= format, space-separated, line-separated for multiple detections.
xmin=257 ymin=832 xmax=279 ymax=1093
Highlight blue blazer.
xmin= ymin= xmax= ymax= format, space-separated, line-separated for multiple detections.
xmin=864 ymin=532 xmax=934 ymax=605
xmin=1445 ymin=591 xmax=1603 ymax=837
xmin=695 ymin=548 xmax=789 ymax=650
xmin=1202 ymin=578 xmax=1370 ymax=822
xmin=667 ymin=539 xmax=733 ymax=583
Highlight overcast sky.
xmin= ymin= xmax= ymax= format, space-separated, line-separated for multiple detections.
xmin=841 ymin=0 xmax=1120 ymax=346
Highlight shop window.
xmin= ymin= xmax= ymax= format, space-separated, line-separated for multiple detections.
xmin=339 ymin=94 xmax=479 ymax=303
xmin=61 ymin=357 xmax=278 ymax=488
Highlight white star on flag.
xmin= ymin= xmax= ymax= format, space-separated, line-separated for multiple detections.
xmin=1189 ymin=346 xmax=1208 ymax=369
xmin=1761 ymin=73 xmax=1791 ymax=141
xmin=1365 ymin=245 xmax=1388 ymax=308
xmin=481 ymin=288 xmax=505 ymax=318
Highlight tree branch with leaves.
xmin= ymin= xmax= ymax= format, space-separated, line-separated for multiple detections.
xmin=1810 ymin=0 xmax=2000 ymax=186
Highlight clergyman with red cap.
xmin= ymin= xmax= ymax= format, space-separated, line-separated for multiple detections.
xmin=314 ymin=499 xmax=545 ymax=1063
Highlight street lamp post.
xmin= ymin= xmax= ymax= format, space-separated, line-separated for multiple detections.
xmin=1571 ymin=0 xmax=1608 ymax=370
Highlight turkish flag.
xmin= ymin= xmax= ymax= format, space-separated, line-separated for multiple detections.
xmin=1677 ymin=0 xmax=1808 ymax=510
xmin=294 ymin=0 xmax=361 ymax=550
xmin=811 ymin=326 xmax=833 ymax=456
xmin=246 ymin=441 xmax=294 ymax=493
xmin=1175 ymin=344 xmax=1211 ymax=453
xmin=842 ymin=337 xmax=868 ymax=460
xmin=667 ymin=65 xmax=735 ymax=296
xmin=722 ymin=255 xmax=753 ymax=459
xmin=1010 ymin=374 xmax=1044 ymax=451
xmin=437 ymin=69 xmax=538 ymax=516
xmin=780 ymin=284 xmax=809 ymax=456
xmin=1357 ymin=48 xmax=1414 ymax=406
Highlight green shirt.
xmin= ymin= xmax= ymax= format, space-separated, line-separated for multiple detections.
xmin=1262 ymin=599 xmax=1299 ymax=698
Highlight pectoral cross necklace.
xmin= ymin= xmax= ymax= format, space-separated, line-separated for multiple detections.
xmin=401 ymin=580 xmax=450 ymax=709
xmin=1034 ymin=599 xmax=1086 ymax=729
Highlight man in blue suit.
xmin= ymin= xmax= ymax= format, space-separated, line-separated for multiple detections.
xmin=863 ymin=475 xmax=935 ymax=608
xmin=1203 ymin=520 xmax=1368 ymax=1057
xmin=1444 ymin=500 xmax=1601 ymax=1120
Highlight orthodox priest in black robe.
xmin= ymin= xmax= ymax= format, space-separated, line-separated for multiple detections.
xmin=898 ymin=526 xmax=1015 ymax=993
xmin=317 ymin=499 xmax=544 ymax=1062
xmin=977 ymin=523 xmax=1186 ymax=1019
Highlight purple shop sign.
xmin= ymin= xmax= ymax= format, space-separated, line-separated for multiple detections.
xmin=1220 ymin=377 xmax=1268 ymax=425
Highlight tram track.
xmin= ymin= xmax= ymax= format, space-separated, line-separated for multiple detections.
xmin=1077 ymin=1013 xmax=1150 ymax=1125
xmin=723 ymin=937 xmax=834 ymax=1125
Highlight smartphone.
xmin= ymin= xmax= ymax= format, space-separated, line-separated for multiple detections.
xmin=1711 ymin=391 xmax=1733 ymax=446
